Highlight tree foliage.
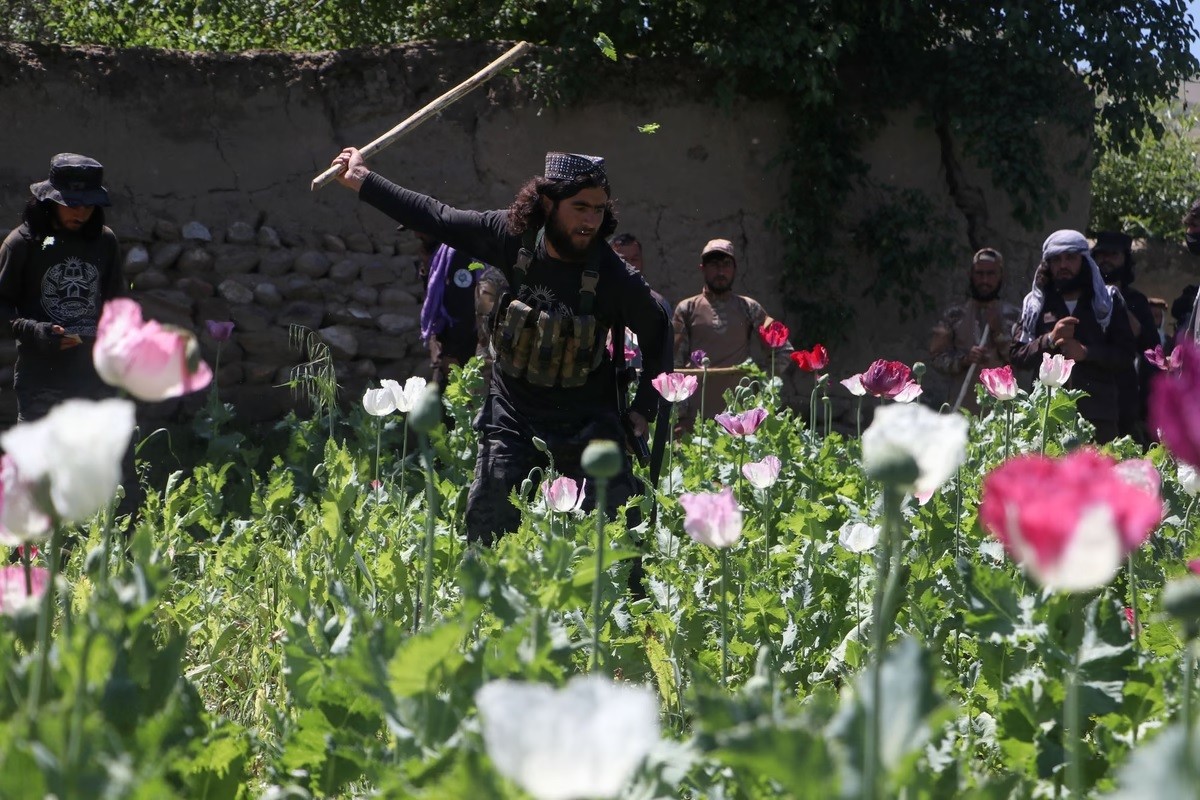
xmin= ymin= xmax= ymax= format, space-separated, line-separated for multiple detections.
xmin=1090 ymin=103 xmax=1200 ymax=240
xmin=4 ymin=0 xmax=1196 ymax=339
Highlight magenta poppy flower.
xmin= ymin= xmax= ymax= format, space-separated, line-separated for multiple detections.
xmin=691 ymin=350 xmax=708 ymax=368
xmin=979 ymin=449 xmax=1162 ymax=591
xmin=980 ymin=365 xmax=1018 ymax=401
xmin=652 ymin=372 xmax=698 ymax=403
xmin=715 ymin=407 xmax=768 ymax=436
xmin=859 ymin=359 xmax=913 ymax=398
xmin=1148 ymin=340 xmax=1200 ymax=469
xmin=205 ymin=320 xmax=235 ymax=342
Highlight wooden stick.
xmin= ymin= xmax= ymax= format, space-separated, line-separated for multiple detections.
xmin=311 ymin=41 xmax=532 ymax=191
xmin=951 ymin=323 xmax=990 ymax=412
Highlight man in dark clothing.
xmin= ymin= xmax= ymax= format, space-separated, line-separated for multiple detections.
xmin=0 ymin=154 xmax=126 ymax=422
xmin=330 ymin=147 xmax=671 ymax=546
xmin=1011 ymin=229 xmax=1136 ymax=443
xmin=1091 ymin=231 xmax=1159 ymax=443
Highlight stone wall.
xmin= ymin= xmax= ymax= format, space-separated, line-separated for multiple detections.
xmin=0 ymin=40 xmax=1097 ymax=424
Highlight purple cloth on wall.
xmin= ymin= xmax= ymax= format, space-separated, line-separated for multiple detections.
xmin=420 ymin=244 xmax=455 ymax=343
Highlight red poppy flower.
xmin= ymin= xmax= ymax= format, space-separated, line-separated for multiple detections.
xmin=758 ymin=320 xmax=790 ymax=349
xmin=789 ymin=344 xmax=829 ymax=372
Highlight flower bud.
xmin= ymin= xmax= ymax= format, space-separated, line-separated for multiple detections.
xmin=532 ymin=437 xmax=549 ymax=453
xmin=911 ymin=361 xmax=927 ymax=383
xmin=581 ymin=439 xmax=623 ymax=480
xmin=408 ymin=383 xmax=442 ymax=434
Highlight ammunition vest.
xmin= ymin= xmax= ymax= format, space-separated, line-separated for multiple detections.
xmin=490 ymin=231 xmax=606 ymax=388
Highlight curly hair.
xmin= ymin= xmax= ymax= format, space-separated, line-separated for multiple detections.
xmin=506 ymin=175 xmax=618 ymax=238
xmin=21 ymin=198 xmax=105 ymax=240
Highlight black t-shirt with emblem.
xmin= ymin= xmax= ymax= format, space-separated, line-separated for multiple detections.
xmin=0 ymin=223 xmax=126 ymax=393
xmin=360 ymin=172 xmax=669 ymax=426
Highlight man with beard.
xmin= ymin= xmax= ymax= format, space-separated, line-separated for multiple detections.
xmin=0 ymin=153 xmax=126 ymax=423
xmin=1091 ymin=231 xmax=1159 ymax=442
xmin=928 ymin=248 xmax=1021 ymax=413
xmin=671 ymin=238 xmax=793 ymax=368
xmin=329 ymin=147 xmax=670 ymax=548
xmin=1011 ymin=230 xmax=1136 ymax=443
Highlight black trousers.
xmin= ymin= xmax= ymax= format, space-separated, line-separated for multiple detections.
xmin=465 ymin=395 xmax=642 ymax=547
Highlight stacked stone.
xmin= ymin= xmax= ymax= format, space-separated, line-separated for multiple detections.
xmin=0 ymin=219 xmax=431 ymax=423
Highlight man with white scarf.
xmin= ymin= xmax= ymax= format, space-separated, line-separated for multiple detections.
xmin=1011 ymin=229 xmax=1136 ymax=443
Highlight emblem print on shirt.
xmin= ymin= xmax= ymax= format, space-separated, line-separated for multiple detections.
xmin=452 ymin=268 xmax=473 ymax=289
xmin=522 ymin=284 xmax=572 ymax=317
xmin=41 ymin=256 xmax=101 ymax=331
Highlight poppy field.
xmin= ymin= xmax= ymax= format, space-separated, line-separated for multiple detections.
xmin=3 ymin=319 xmax=1200 ymax=798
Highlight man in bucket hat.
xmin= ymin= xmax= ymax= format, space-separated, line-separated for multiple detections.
xmin=329 ymin=146 xmax=671 ymax=556
xmin=0 ymin=153 xmax=126 ymax=422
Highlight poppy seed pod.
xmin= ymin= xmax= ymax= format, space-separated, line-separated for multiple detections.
xmin=407 ymin=383 xmax=442 ymax=434
xmin=581 ymin=439 xmax=623 ymax=479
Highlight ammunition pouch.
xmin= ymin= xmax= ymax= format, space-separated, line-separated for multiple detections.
xmin=492 ymin=299 xmax=604 ymax=387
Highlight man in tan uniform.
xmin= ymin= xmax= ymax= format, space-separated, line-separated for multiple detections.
xmin=929 ymin=247 xmax=1022 ymax=412
xmin=672 ymin=238 xmax=792 ymax=368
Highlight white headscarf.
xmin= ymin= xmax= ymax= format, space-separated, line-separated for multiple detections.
xmin=1017 ymin=229 xmax=1114 ymax=343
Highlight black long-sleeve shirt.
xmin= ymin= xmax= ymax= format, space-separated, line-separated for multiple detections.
xmin=359 ymin=172 xmax=668 ymax=423
xmin=1011 ymin=287 xmax=1136 ymax=425
xmin=0 ymin=223 xmax=125 ymax=395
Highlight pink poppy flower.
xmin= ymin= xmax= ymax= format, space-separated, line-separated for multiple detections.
xmin=1188 ymin=559 xmax=1200 ymax=576
xmin=979 ymin=449 xmax=1162 ymax=591
xmin=1148 ymin=340 xmax=1200 ymax=469
xmin=652 ymin=372 xmax=698 ymax=403
xmin=0 ymin=563 xmax=49 ymax=616
xmin=980 ymin=365 xmax=1018 ymax=401
xmin=94 ymin=298 xmax=212 ymax=401
xmin=891 ymin=381 xmax=923 ymax=403
xmin=741 ymin=455 xmax=781 ymax=489
xmin=542 ymin=476 xmax=585 ymax=514
xmin=840 ymin=375 xmax=867 ymax=397
xmin=679 ymin=487 xmax=743 ymax=548
xmin=715 ymin=407 xmax=768 ymax=436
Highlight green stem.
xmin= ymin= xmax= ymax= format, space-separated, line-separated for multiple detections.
xmin=823 ymin=389 xmax=831 ymax=440
xmin=591 ymin=478 xmax=609 ymax=673
xmin=699 ymin=367 xmax=707 ymax=428
xmin=720 ymin=547 xmax=729 ymax=688
xmin=1065 ymin=649 xmax=1083 ymax=799
xmin=1004 ymin=401 xmax=1012 ymax=461
xmin=399 ymin=416 xmax=410 ymax=508
xmin=809 ymin=382 xmax=819 ymax=445
xmin=865 ymin=486 xmax=904 ymax=800
xmin=28 ymin=520 xmax=64 ymax=720
xmin=1040 ymin=387 xmax=1053 ymax=454
xmin=763 ymin=486 xmax=773 ymax=577
xmin=1185 ymin=640 xmax=1195 ymax=772
xmin=374 ymin=416 xmax=382 ymax=502
xmin=419 ymin=437 xmax=438 ymax=632
xmin=1128 ymin=553 xmax=1139 ymax=654
xmin=855 ymin=396 xmax=863 ymax=441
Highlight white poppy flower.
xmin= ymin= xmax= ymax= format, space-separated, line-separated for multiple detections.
xmin=390 ymin=376 xmax=429 ymax=414
xmin=838 ymin=521 xmax=880 ymax=553
xmin=362 ymin=386 xmax=397 ymax=416
xmin=1038 ymin=352 xmax=1075 ymax=388
xmin=476 ymin=675 xmax=660 ymax=800
xmin=1179 ymin=463 xmax=1200 ymax=497
xmin=1 ymin=398 xmax=135 ymax=523
xmin=862 ymin=403 xmax=968 ymax=495
xmin=0 ymin=455 xmax=51 ymax=545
